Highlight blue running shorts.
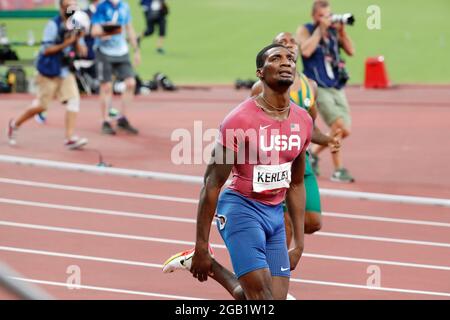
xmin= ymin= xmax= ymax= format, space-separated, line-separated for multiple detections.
xmin=215 ymin=189 xmax=290 ymax=278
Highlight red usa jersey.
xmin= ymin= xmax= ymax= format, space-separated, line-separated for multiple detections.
xmin=217 ymin=98 xmax=313 ymax=205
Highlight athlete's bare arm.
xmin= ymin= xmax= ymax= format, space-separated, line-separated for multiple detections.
xmin=308 ymin=79 xmax=341 ymax=152
xmin=191 ymin=144 xmax=234 ymax=282
xmin=285 ymin=150 xmax=307 ymax=270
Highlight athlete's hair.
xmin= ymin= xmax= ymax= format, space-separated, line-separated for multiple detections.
xmin=256 ymin=44 xmax=285 ymax=69
xmin=272 ymin=32 xmax=292 ymax=44
xmin=312 ymin=0 xmax=330 ymax=15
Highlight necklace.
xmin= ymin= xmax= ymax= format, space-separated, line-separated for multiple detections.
xmin=257 ymin=94 xmax=290 ymax=114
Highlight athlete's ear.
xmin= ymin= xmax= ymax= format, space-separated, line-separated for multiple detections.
xmin=256 ymin=68 xmax=263 ymax=80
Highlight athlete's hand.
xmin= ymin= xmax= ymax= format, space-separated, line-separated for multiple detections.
xmin=288 ymin=246 xmax=303 ymax=271
xmin=328 ymin=128 xmax=342 ymax=153
xmin=191 ymin=247 xmax=213 ymax=282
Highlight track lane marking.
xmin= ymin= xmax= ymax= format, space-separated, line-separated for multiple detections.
xmin=9 ymin=277 xmax=206 ymax=300
xmin=2 ymin=246 xmax=449 ymax=298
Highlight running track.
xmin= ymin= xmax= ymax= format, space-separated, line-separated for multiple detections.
xmin=0 ymin=85 xmax=449 ymax=299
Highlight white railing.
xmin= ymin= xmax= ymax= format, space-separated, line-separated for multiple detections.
xmin=0 ymin=155 xmax=449 ymax=208
xmin=0 ymin=261 xmax=53 ymax=300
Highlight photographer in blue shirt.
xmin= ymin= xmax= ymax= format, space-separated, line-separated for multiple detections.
xmin=7 ymin=0 xmax=88 ymax=150
xmin=91 ymin=0 xmax=140 ymax=135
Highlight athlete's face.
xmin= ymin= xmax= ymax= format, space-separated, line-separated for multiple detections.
xmin=257 ymin=47 xmax=296 ymax=89
xmin=273 ymin=33 xmax=299 ymax=61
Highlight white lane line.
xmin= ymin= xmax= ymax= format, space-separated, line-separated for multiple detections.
xmin=3 ymin=247 xmax=450 ymax=298
xmin=1 ymin=155 xmax=450 ymax=207
xmin=290 ymin=278 xmax=450 ymax=298
xmin=0 ymin=198 xmax=196 ymax=224
xmin=9 ymin=277 xmax=206 ymax=300
xmin=302 ymin=253 xmax=450 ymax=271
xmin=0 ymin=178 xmax=198 ymax=204
xmin=1 ymin=219 xmax=450 ymax=252
xmin=2 ymin=196 xmax=449 ymax=228
xmin=0 ymin=246 xmax=164 ymax=269
xmin=3 ymin=197 xmax=450 ymax=253
xmin=323 ymin=212 xmax=450 ymax=228
xmin=315 ymin=231 xmax=450 ymax=248
xmin=1 ymin=245 xmax=449 ymax=275
xmin=1 ymin=199 xmax=450 ymax=247
xmin=1 ymin=177 xmax=449 ymax=227
xmin=0 ymin=220 xmax=201 ymax=247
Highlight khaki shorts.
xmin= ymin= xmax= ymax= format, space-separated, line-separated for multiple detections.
xmin=35 ymin=73 xmax=79 ymax=109
xmin=316 ymin=87 xmax=351 ymax=128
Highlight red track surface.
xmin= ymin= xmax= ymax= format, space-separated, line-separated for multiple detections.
xmin=0 ymin=85 xmax=449 ymax=299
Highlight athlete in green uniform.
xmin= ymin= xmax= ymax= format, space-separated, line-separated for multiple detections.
xmin=252 ymin=32 xmax=341 ymax=245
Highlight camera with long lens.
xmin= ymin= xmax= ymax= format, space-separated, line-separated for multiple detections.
xmin=62 ymin=10 xmax=91 ymax=71
xmin=60 ymin=28 xmax=79 ymax=70
xmin=331 ymin=13 xmax=355 ymax=26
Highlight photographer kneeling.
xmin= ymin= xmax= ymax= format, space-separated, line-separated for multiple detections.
xmin=7 ymin=0 xmax=88 ymax=150
xmin=297 ymin=0 xmax=355 ymax=182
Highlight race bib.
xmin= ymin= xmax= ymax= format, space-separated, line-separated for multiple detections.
xmin=252 ymin=162 xmax=292 ymax=193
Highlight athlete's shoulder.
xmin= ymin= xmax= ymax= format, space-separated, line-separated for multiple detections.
xmin=291 ymin=102 xmax=313 ymax=125
xmin=305 ymin=76 xmax=318 ymax=96
xmin=291 ymin=101 xmax=309 ymax=116
xmin=222 ymin=98 xmax=256 ymax=128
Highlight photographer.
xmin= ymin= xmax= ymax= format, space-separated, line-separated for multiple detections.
xmin=91 ymin=0 xmax=140 ymax=135
xmin=139 ymin=0 xmax=169 ymax=54
xmin=7 ymin=0 xmax=88 ymax=150
xmin=296 ymin=0 xmax=355 ymax=183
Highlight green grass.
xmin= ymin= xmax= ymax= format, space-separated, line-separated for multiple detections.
xmin=2 ymin=0 xmax=449 ymax=84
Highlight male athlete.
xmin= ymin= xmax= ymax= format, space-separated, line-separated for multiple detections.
xmin=163 ymin=44 xmax=313 ymax=300
xmin=252 ymin=32 xmax=341 ymax=245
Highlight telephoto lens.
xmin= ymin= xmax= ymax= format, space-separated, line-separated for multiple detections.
xmin=331 ymin=13 xmax=355 ymax=26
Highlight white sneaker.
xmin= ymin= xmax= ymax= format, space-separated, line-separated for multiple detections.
xmin=162 ymin=246 xmax=214 ymax=274
xmin=286 ymin=293 xmax=297 ymax=300
xmin=34 ymin=112 xmax=47 ymax=124
xmin=65 ymin=136 xmax=88 ymax=150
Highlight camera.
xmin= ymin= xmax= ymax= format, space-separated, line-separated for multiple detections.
xmin=331 ymin=13 xmax=355 ymax=26
xmin=332 ymin=59 xmax=349 ymax=86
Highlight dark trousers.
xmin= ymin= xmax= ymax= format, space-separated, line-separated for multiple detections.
xmin=143 ymin=9 xmax=167 ymax=37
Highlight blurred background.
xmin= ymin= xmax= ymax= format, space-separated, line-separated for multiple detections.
xmin=0 ymin=0 xmax=449 ymax=301
xmin=1 ymin=0 xmax=449 ymax=85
